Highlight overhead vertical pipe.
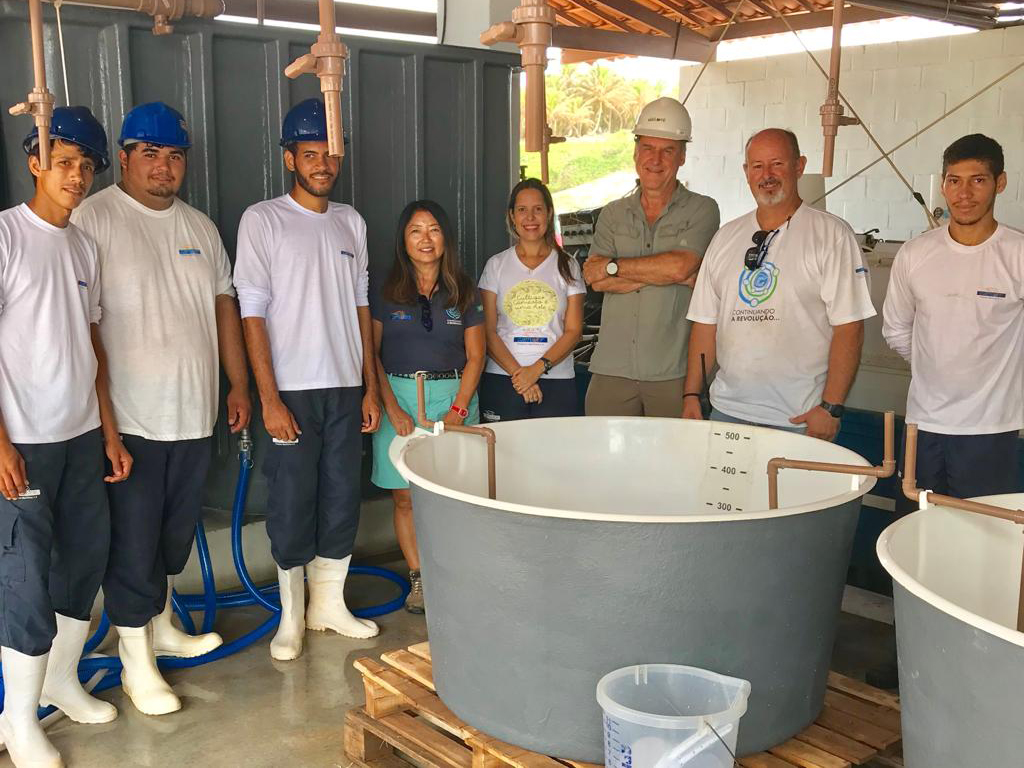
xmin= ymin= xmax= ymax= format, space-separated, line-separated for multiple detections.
xmin=10 ymin=0 xmax=56 ymax=170
xmin=285 ymin=0 xmax=348 ymax=158
xmin=819 ymin=1 xmax=858 ymax=177
xmin=481 ymin=0 xmax=559 ymax=183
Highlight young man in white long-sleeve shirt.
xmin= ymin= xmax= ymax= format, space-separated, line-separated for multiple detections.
xmin=883 ymin=134 xmax=1023 ymax=498
xmin=234 ymin=99 xmax=381 ymax=662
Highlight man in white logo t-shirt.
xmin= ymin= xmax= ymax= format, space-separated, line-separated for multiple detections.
xmin=0 ymin=107 xmax=129 ymax=766
xmin=235 ymin=99 xmax=381 ymax=662
xmin=883 ymin=134 xmax=1023 ymax=497
xmin=71 ymin=102 xmax=251 ymax=717
xmin=684 ymin=129 xmax=875 ymax=440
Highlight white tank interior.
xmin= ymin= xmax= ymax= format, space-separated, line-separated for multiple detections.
xmin=880 ymin=495 xmax=1024 ymax=638
xmin=399 ymin=417 xmax=875 ymax=519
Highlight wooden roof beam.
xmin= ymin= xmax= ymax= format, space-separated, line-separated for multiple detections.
xmin=566 ymin=0 xmax=637 ymax=31
xmin=698 ymin=4 xmax=893 ymax=38
xmin=655 ymin=0 xmax=718 ymax=26
xmin=552 ymin=22 xmax=712 ymax=60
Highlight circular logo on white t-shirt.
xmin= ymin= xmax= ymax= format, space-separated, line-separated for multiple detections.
xmin=503 ymin=279 xmax=558 ymax=327
xmin=738 ymin=262 xmax=780 ymax=307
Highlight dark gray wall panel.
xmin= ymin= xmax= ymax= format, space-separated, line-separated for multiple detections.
xmin=482 ymin=62 xmax=514 ymax=264
xmin=354 ymin=49 xmax=415 ymax=279
xmin=0 ymin=1 xmax=516 ymax=515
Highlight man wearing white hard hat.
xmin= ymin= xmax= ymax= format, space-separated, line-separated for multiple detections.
xmin=582 ymin=97 xmax=720 ymax=417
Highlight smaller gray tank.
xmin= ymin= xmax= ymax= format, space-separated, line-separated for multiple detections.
xmin=877 ymin=495 xmax=1024 ymax=768
xmin=395 ymin=416 xmax=876 ymax=761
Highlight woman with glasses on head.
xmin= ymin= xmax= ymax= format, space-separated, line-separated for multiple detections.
xmin=478 ymin=178 xmax=586 ymax=422
xmin=370 ymin=200 xmax=485 ymax=613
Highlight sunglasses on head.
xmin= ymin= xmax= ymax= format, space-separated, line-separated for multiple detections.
xmin=417 ymin=294 xmax=433 ymax=332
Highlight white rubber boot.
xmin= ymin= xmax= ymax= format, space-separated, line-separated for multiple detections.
xmin=305 ymin=556 xmax=379 ymax=639
xmin=151 ymin=577 xmax=223 ymax=658
xmin=39 ymin=615 xmax=117 ymax=724
xmin=114 ymin=624 xmax=181 ymax=716
xmin=270 ymin=566 xmax=305 ymax=661
xmin=0 ymin=647 xmax=63 ymax=768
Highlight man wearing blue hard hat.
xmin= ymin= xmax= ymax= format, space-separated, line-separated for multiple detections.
xmin=0 ymin=106 xmax=129 ymax=767
xmin=71 ymin=101 xmax=251 ymax=716
xmin=235 ymin=98 xmax=381 ymax=661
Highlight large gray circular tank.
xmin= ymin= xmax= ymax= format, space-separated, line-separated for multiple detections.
xmin=394 ymin=416 xmax=876 ymax=761
xmin=877 ymin=495 xmax=1024 ymax=768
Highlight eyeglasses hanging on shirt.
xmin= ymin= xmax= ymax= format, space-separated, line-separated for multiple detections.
xmin=743 ymin=216 xmax=792 ymax=271
xmin=417 ymin=294 xmax=434 ymax=332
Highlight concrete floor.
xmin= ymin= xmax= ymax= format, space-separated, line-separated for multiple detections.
xmin=2 ymin=576 xmax=897 ymax=768
xmin=15 ymin=566 xmax=427 ymax=768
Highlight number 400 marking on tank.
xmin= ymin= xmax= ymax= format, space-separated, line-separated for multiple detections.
xmin=699 ymin=427 xmax=756 ymax=514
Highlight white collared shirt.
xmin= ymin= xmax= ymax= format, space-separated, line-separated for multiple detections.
xmin=883 ymin=224 xmax=1024 ymax=434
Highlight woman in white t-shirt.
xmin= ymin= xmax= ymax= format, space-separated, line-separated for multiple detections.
xmin=478 ymin=178 xmax=586 ymax=421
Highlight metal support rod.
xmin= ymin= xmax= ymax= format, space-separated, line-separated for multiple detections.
xmin=284 ymin=0 xmax=348 ymax=157
xmin=902 ymin=422 xmax=1024 ymax=633
xmin=9 ymin=0 xmax=55 ymax=170
xmin=767 ymin=411 xmax=895 ymax=510
xmin=415 ymin=373 xmax=497 ymax=500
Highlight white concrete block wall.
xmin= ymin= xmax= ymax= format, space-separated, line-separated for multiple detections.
xmin=678 ymin=27 xmax=1024 ymax=241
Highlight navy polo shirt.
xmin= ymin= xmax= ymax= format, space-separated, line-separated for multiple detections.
xmin=371 ymin=286 xmax=484 ymax=374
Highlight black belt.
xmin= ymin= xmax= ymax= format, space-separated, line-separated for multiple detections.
xmin=391 ymin=370 xmax=462 ymax=380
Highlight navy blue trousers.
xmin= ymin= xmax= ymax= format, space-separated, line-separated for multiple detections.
xmin=0 ymin=429 xmax=109 ymax=655
xmin=262 ymin=387 xmax=363 ymax=569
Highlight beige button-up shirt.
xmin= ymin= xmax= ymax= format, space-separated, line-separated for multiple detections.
xmin=589 ymin=183 xmax=720 ymax=381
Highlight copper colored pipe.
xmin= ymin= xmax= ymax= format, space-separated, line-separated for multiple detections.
xmin=285 ymin=0 xmax=348 ymax=157
xmin=767 ymin=411 xmax=895 ymax=510
xmin=415 ymin=373 xmax=497 ymax=500
xmin=818 ymin=1 xmax=857 ymax=177
xmin=9 ymin=0 xmax=55 ymax=169
xmin=902 ymin=423 xmax=1024 ymax=633
xmin=43 ymin=0 xmax=224 ymax=34
xmin=480 ymin=0 xmax=560 ymax=183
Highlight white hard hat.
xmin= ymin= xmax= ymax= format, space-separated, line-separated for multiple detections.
xmin=633 ymin=97 xmax=692 ymax=142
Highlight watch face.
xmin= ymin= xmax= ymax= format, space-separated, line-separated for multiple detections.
xmin=606 ymin=261 xmax=618 ymax=275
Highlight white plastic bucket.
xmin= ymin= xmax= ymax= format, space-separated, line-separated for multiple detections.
xmin=597 ymin=664 xmax=751 ymax=768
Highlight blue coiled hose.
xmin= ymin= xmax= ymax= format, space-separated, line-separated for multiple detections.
xmin=9 ymin=430 xmax=410 ymax=707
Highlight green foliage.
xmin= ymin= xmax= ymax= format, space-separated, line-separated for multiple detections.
xmin=540 ymin=65 xmax=663 ymax=138
xmin=520 ymin=130 xmax=635 ymax=192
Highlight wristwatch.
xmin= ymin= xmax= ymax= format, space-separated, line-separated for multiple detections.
xmin=540 ymin=357 xmax=553 ymax=374
xmin=819 ymin=400 xmax=845 ymax=419
xmin=605 ymin=258 xmax=619 ymax=276
xmin=450 ymin=404 xmax=469 ymax=418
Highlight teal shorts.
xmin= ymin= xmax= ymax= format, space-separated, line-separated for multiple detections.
xmin=371 ymin=374 xmax=480 ymax=490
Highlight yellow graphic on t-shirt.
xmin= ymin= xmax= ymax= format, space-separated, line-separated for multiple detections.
xmin=503 ymin=279 xmax=558 ymax=327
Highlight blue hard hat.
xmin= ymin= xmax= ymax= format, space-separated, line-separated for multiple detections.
xmin=22 ymin=106 xmax=111 ymax=173
xmin=119 ymin=102 xmax=191 ymax=149
xmin=279 ymin=99 xmax=349 ymax=148
xmin=280 ymin=98 xmax=328 ymax=147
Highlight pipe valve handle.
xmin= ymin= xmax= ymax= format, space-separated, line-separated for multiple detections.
xmin=285 ymin=53 xmax=318 ymax=79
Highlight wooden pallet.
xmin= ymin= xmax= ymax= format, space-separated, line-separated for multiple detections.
xmin=345 ymin=643 xmax=903 ymax=768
